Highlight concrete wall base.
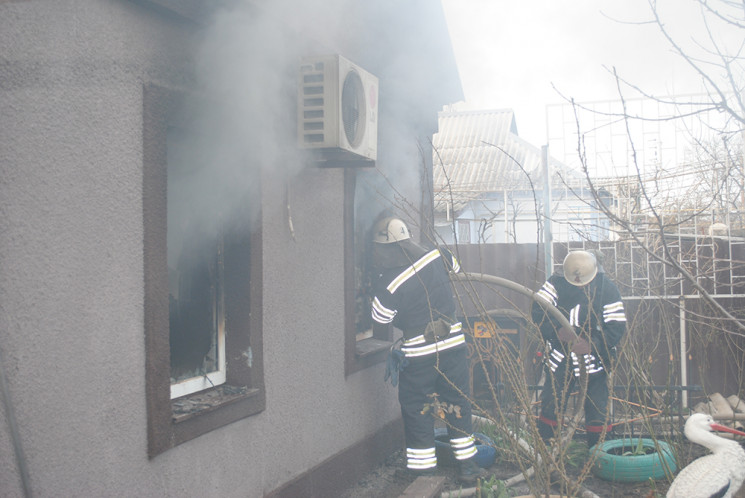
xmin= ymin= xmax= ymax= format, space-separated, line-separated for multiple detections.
xmin=266 ymin=417 xmax=404 ymax=497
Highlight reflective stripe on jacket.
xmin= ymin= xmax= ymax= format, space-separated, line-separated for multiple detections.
xmin=545 ymin=340 xmax=605 ymax=376
xmin=400 ymin=322 xmax=465 ymax=358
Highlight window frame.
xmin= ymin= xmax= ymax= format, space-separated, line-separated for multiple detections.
xmin=143 ymin=83 xmax=265 ymax=458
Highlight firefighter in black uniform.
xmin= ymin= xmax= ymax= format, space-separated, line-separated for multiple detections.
xmin=370 ymin=217 xmax=486 ymax=484
xmin=531 ymin=250 xmax=626 ymax=449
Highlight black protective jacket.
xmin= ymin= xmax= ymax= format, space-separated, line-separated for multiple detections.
xmin=371 ymin=247 xmax=459 ymax=338
xmin=531 ymin=271 xmax=626 ymax=365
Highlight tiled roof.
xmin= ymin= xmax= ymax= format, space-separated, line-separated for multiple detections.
xmin=432 ymin=109 xmax=569 ymax=213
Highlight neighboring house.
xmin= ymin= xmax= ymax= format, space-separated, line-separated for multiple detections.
xmin=0 ymin=1 xmax=461 ymax=497
xmin=432 ymin=108 xmax=615 ymax=245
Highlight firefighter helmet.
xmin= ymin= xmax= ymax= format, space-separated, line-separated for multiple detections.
xmin=563 ymin=250 xmax=598 ymax=286
xmin=372 ymin=217 xmax=411 ymax=244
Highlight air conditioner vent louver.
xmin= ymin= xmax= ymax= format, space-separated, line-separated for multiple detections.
xmin=298 ymin=55 xmax=378 ymax=164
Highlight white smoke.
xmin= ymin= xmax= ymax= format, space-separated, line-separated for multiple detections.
xmin=176 ymin=0 xmax=460 ymax=238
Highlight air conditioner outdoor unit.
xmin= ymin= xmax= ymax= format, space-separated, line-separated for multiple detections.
xmin=298 ymin=54 xmax=378 ymax=164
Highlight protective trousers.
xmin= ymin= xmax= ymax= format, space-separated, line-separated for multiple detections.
xmin=537 ymin=361 xmax=610 ymax=448
xmin=398 ymin=344 xmax=476 ymax=470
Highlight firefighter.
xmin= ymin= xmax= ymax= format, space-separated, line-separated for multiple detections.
xmin=370 ymin=217 xmax=486 ymax=484
xmin=532 ymin=250 xmax=627 ymax=449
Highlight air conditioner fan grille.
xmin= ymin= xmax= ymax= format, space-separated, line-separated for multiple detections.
xmin=341 ymin=70 xmax=365 ymax=148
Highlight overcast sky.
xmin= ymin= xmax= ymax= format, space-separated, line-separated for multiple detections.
xmin=440 ymin=0 xmax=721 ymax=146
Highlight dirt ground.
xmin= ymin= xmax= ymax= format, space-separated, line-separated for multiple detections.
xmin=340 ymin=439 xmax=745 ymax=498
xmin=338 ymin=447 xmax=666 ymax=498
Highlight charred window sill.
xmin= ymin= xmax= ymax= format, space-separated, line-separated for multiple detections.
xmin=355 ymin=338 xmax=392 ymax=358
xmin=172 ymin=385 xmax=260 ymax=424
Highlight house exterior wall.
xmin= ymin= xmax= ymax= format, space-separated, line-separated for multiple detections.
xmin=0 ymin=1 xmax=460 ymax=496
xmin=1 ymin=2 xmax=183 ymax=495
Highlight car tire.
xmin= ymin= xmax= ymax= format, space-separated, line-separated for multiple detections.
xmin=591 ymin=438 xmax=677 ymax=482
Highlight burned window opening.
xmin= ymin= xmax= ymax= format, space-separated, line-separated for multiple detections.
xmin=168 ymin=232 xmax=224 ymax=383
xmin=166 ymin=126 xmax=227 ymax=399
xmin=349 ymin=169 xmax=393 ymax=365
xmin=354 ymin=214 xmax=376 ymax=340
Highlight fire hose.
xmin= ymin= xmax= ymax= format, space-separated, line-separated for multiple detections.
xmin=452 ymin=272 xmax=574 ymax=334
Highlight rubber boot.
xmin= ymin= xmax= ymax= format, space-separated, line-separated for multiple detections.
xmin=586 ymin=432 xmax=599 ymax=449
xmin=457 ymin=457 xmax=487 ymax=485
xmin=538 ymin=418 xmax=555 ymax=444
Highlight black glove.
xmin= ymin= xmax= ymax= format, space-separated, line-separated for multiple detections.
xmin=384 ymin=348 xmax=408 ymax=387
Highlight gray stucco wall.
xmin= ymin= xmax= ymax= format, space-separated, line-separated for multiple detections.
xmin=1 ymin=1 xmax=402 ymax=496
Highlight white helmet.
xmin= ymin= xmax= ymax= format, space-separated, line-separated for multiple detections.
xmin=373 ymin=217 xmax=411 ymax=244
xmin=563 ymin=250 xmax=598 ymax=286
